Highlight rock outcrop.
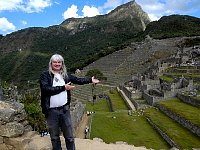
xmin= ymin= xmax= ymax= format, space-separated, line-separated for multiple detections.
xmin=0 ymin=100 xmax=32 ymax=149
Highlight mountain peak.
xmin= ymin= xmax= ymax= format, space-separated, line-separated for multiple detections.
xmin=107 ymin=0 xmax=150 ymax=23
xmin=60 ymin=0 xmax=150 ymax=32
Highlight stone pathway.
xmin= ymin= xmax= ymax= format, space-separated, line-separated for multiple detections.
xmin=75 ymin=113 xmax=89 ymax=139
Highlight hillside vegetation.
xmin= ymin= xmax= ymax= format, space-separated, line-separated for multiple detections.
xmin=144 ymin=15 xmax=200 ymax=39
xmin=0 ymin=2 xmax=200 ymax=88
xmin=0 ymin=1 xmax=150 ymax=84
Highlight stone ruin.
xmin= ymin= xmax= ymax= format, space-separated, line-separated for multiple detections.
xmin=120 ymin=45 xmax=200 ymax=108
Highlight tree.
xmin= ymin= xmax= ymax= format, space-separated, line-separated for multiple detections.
xmin=85 ymin=69 xmax=107 ymax=81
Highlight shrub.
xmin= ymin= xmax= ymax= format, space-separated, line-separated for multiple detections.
xmin=85 ymin=69 xmax=107 ymax=81
xmin=20 ymin=93 xmax=47 ymax=132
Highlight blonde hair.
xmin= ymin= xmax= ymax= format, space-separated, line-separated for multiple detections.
xmin=49 ymin=54 xmax=67 ymax=78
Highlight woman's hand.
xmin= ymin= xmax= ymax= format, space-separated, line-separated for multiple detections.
xmin=65 ymin=82 xmax=76 ymax=90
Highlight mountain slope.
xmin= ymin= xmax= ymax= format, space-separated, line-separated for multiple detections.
xmin=144 ymin=15 xmax=200 ymax=39
xmin=0 ymin=0 xmax=150 ymax=83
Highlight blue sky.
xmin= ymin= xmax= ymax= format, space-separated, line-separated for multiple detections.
xmin=0 ymin=0 xmax=200 ymax=35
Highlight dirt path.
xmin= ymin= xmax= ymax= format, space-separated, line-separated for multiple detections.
xmin=75 ymin=113 xmax=89 ymax=139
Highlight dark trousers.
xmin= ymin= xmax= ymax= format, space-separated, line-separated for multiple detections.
xmin=46 ymin=107 xmax=75 ymax=150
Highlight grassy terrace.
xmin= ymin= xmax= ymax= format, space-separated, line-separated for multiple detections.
xmin=166 ymin=67 xmax=200 ymax=72
xmin=162 ymin=66 xmax=200 ymax=82
xmin=144 ymin=108 xmax=200 ymax=149
xmin=90 ymin=111 xmax=170 ymax=150
xmin=165 ymin=73 xmax=200 ymax=78
xmin=159 ymin=75 xmax=175 ymax=82
xmin=79 ymin=84 xmax=200 ymax=149
xmin=107 ymin=89 xmax=130 ymax=111
xmin=86 ymin=99 xmax=110 ymax=112
xmin=159 ymin=98 xmax=200 ymax=128
xmin=182 ymin=91 xmax=200 ymax=101
xmin=85 ymin=90 xmax=170 ymax=150
xmin=71 ymin=84 xmax=111 ymax=102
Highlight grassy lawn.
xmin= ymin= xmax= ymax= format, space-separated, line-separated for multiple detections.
xmin=86 ymin=99 xmax=110 ymax=112
xmin=85 ymin=87 xmax=200 ymax=150
xmin=90 ymin=111 xmax=170 ymax=150
xmin=86 ymin=89 xmax=170 ymax=149
xmin=159 ymin=75 xmax=174 ymax=82
xmin=107 ymin=89 xmax=130 ymax=111
xmin=144 ymin=108 xmax=200 ymax=149
xmin=167 ymin=68 xmax=200 ymax=72
xmin=159 ymin=98 xmax=200 ymax=128
xmin=165 ymin=73 xmax=200 ymax=78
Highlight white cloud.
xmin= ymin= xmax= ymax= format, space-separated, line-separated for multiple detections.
xmin=0 ymin=0 xmax=52 ymax=13
xmin=63 ymin=4 xmax=100 ymax=19
xmin=0 ymin=17 xmax=16 ymax=32
xmin=148 ymin=14 xmax=159 ymax=21
xmin=21 ymin=20 xmax=27 ymax=25
xmin=165 ymin=0 xmax=200 ymax=13
xmin=82 ymin=5 xmax=100 ymax=17
xmin=63 ymin=4 xmax=79 ymax=19
xmin=23 ymin=0 xmax=52 ymax=13
xmin=0 ymin=0 xmax=22 ymax=11
xmin=136 ymin=0 xmax=200 ymax=21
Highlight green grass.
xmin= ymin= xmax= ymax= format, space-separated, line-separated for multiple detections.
xmin=86 ymin=89 xmax=170 ymax=149
xmin=86 ymin=99 xmax=110 ymax=112
xmin=166 ymin=67 xmax=200 ymax=72
xmin=85 ymin=85 xmax=200 ymax=150
xmin=107 ymin=89 xmax=129 ymax=111
xmin=90 ymin=111 xmax=170 ymax=150
xmin=165 ymin=73 xmax=200 ymax=78
xmin=159 ymin=75 xmax=174 ymax=82
xmin=159 ymin=98 xmax=200 ymax=127
xmin=144 ymin=108 xmax=200 ymax=149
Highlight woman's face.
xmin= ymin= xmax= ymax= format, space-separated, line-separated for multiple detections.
xmin=51 ymin=60 xmax=62 ymax=72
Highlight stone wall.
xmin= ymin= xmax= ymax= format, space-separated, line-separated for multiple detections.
xmin=118 ymin=85 xmax=137 ymax=109
xmin=163 ymin=87 xmax=188 ymax=99
xmin=0 ymin=101 xmax=32 ymax=137
xmin=70 ymin=100 xmax=86 ymax=132
xmin=142 ymin=90 xmax=165 ymax=106
xmin=177 ymin=93 xmax=200 ymax=107
xmin=0 ymin=100 xmax=32 ymax=149
xmin=155 ymin=103 xmax=200 ymax=137
xmin=146 ymin=117 xmax=180 ymax=149
xmin=141 ymin=79 xmax=160 ymax=91
xmin=119 ymin=85 xmax=132 ymax=100
xmin=0 ymin=88 xmax=3 ymax=100
xmin=0 ymin=99 xmax=86 ymax=150
xmin=142 ymin=87 xmax=190 ymax=106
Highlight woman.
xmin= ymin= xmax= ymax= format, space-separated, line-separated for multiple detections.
xmin=40 ymin=54 xmax=99 ymax=150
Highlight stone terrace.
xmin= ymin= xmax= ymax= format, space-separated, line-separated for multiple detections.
xmin=81 ymin=37 xmax=180 ymax=87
